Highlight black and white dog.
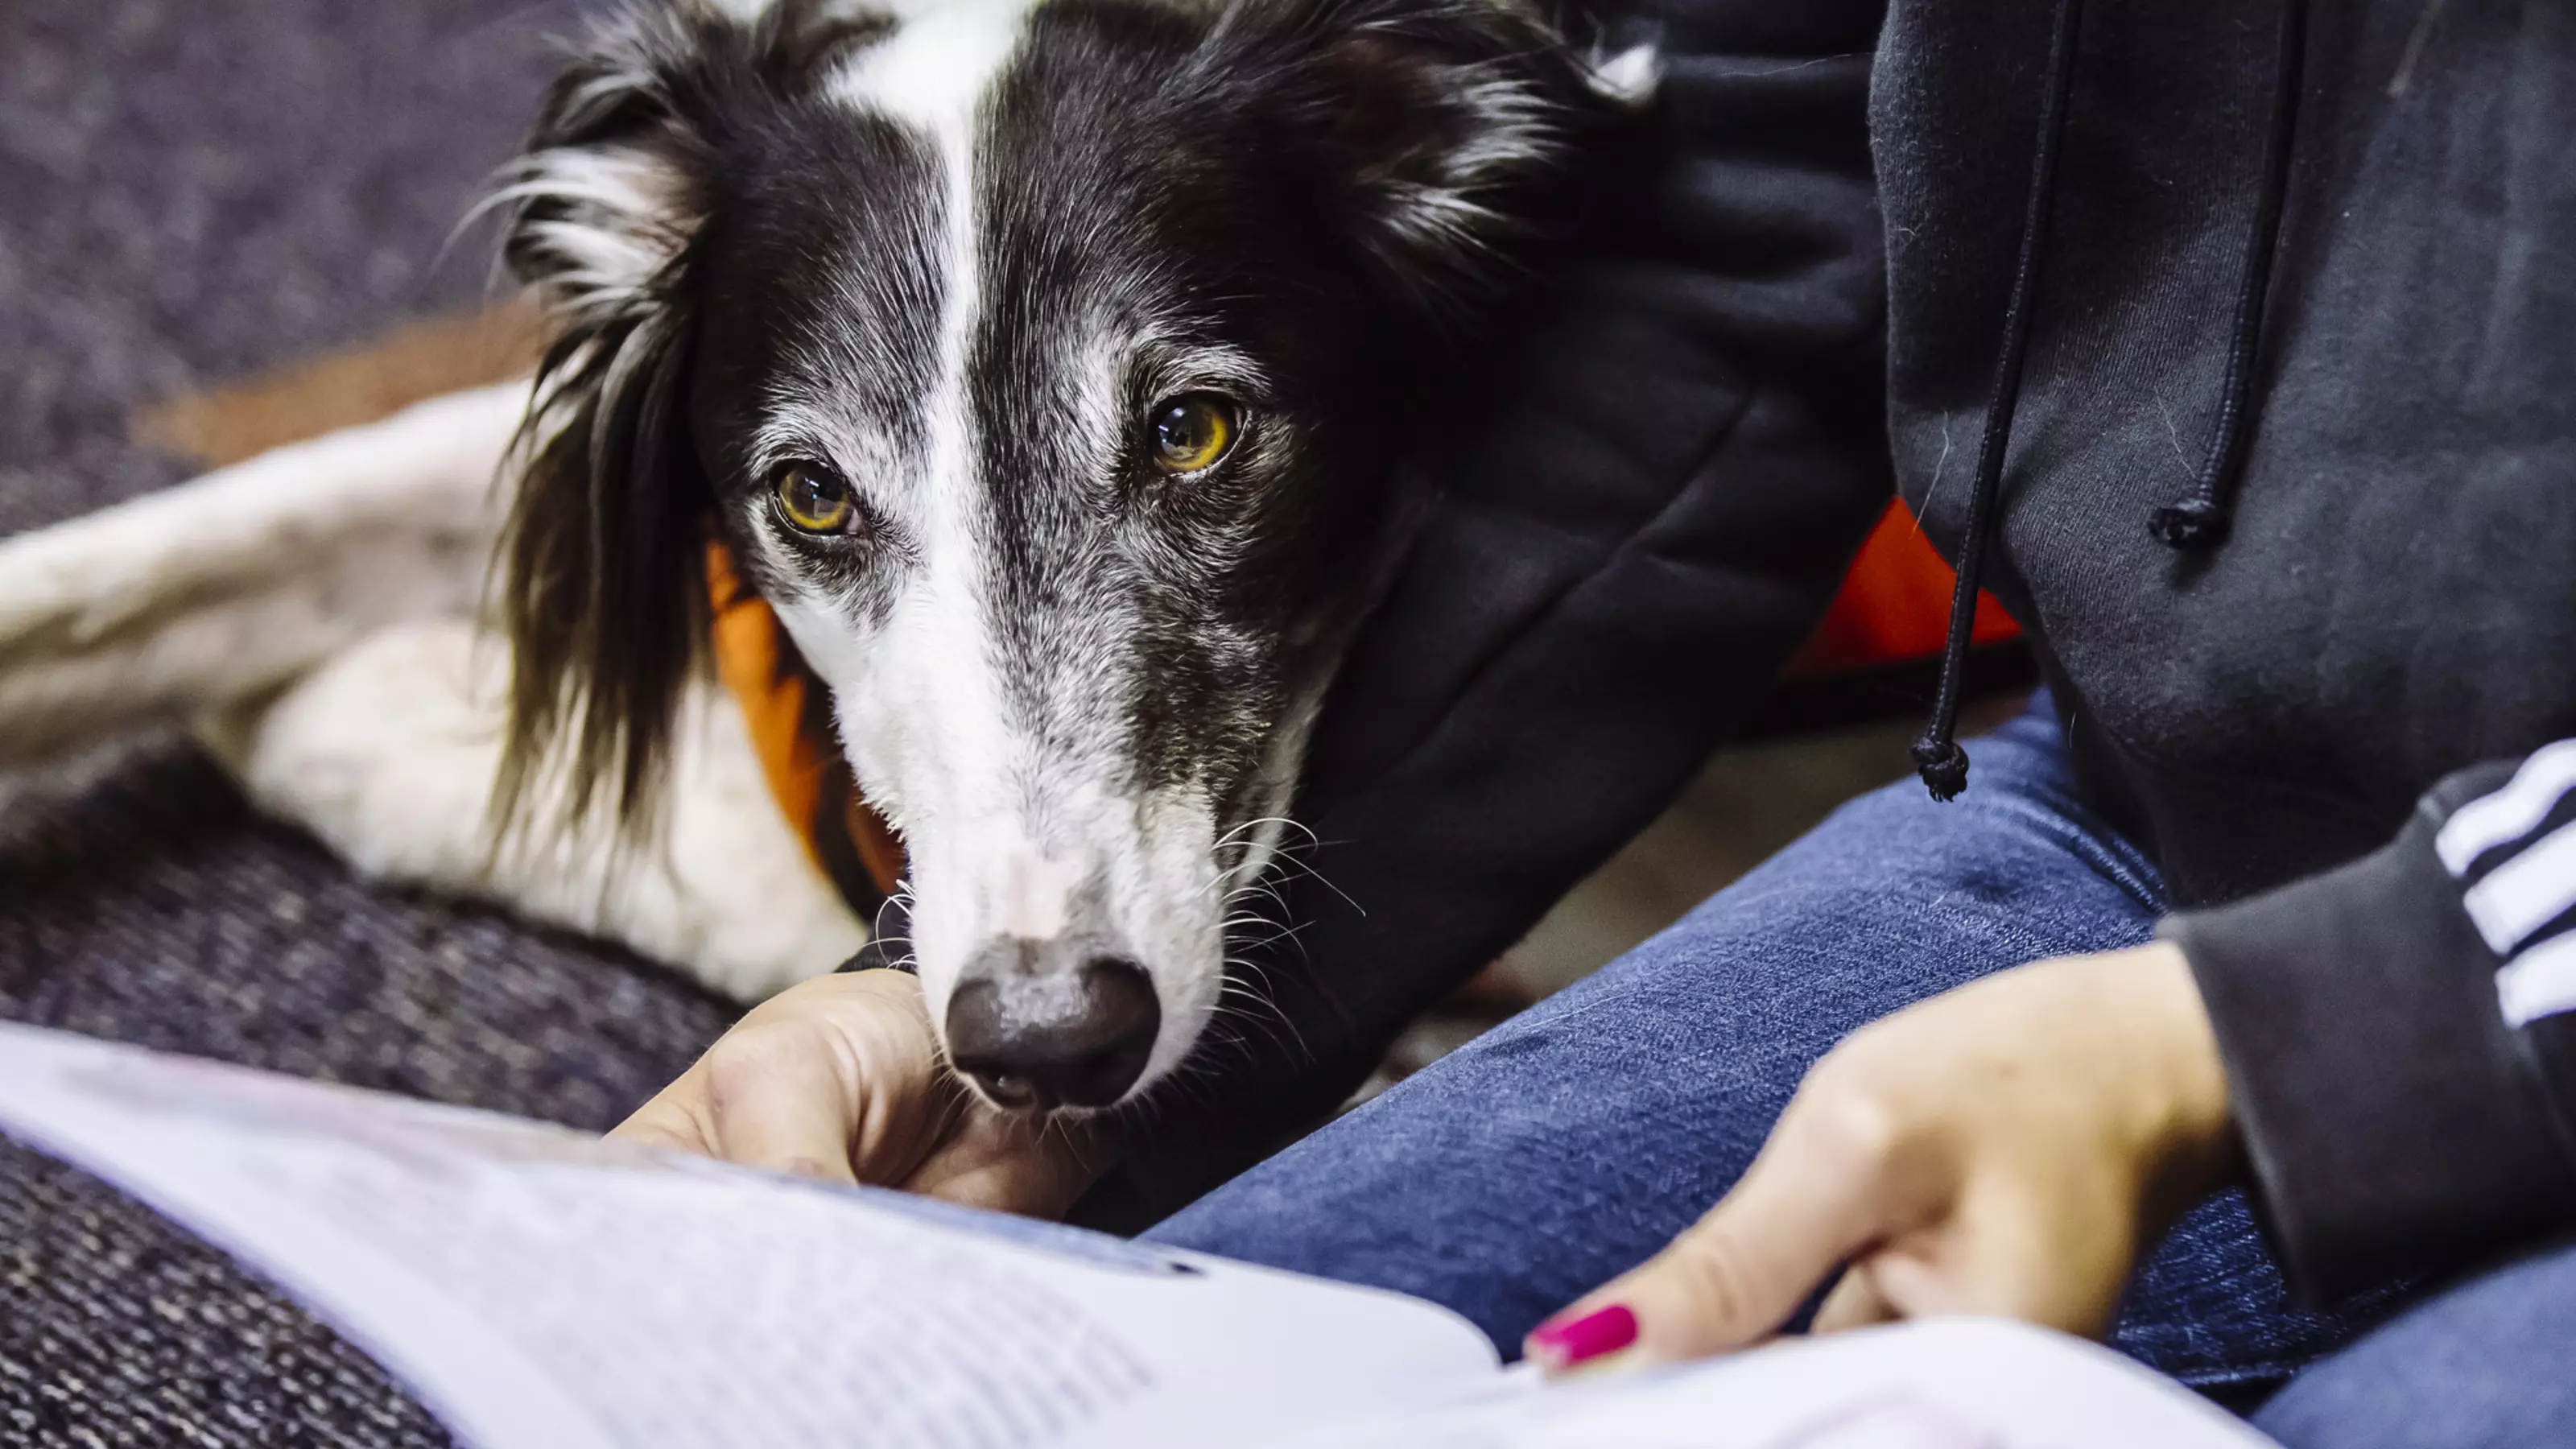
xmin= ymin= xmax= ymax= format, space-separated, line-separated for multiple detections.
xmin=0 ymin=0 xmax=1644 ymax=1113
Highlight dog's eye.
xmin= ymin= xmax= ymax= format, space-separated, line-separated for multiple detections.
xmin=1147 ymin=394 xmax=1237 ymax=475
xmin=771 ymin=463 xmax=857 ymax=535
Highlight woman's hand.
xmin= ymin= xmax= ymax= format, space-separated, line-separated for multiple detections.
xmin=611 ymin=969 xmax=1108 ymax=1217
xmin=1525 ymin=942 xmax=2238 ymax=1374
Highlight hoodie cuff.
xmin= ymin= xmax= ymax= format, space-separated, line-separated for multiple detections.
xmin=2160 ymin=799 xmax=2576 ymax=1301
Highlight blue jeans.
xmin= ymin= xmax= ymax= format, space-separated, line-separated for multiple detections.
xmin=1146 ymin=700 xmax=2576 ymax=1441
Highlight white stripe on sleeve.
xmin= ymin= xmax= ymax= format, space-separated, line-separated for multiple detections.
xmin=2462 ymin=819 xmax=2576 ymax=957
xmin=2438 ymin=737 xmax=2576 ymax=877
xmin=2498 ymin=931 xmax=2576 ymax=1029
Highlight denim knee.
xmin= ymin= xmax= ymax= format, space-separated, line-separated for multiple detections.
xmin=2253 ymin=1241 xmax=2576 ymax=1449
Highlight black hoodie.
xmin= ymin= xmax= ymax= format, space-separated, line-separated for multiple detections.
xmin=1088 ymin=0 xmax=2576 ymax=1302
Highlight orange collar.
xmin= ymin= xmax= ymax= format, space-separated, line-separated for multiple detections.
xmin=705 ymin=540 xmax=906 ymax=910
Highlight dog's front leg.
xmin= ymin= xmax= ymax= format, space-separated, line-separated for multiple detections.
xmin=0 ymin=382 xmax=528 ymax=770
xmin=216 ymin=617 xmax=869 ymax=1001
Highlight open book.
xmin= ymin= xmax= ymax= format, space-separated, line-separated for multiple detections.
xmin=0 ymin=1022 xmax=2275 ymax=1449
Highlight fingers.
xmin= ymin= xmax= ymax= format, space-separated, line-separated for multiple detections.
xmin=904 ymin=1111 xmax=1102 ymax=1216
xmin=609 ymin=971 xmax=949 ymax=1187
xmin=1530 ymin=949 xmax=2230 ymax=1377
xmin=1936 ymin=1176 xmax=2140 ymax=1335
xmin=1810 ymin=1264 xmax=1899 ymax=1335
xmin=1530 ymin=1100 xmax=1896 ymax=1373
xmin=609 ymin=1016 xmax=869 ymax=1183
xmin=602 ymin=970 xmax=1122 ymax=1216
xmin=609 ymin=1081 xmax=718 ymax=1158
xmin=1625 ymin=1141 xmax=1885 ymax=1358
xmin=695 ymin=1018 xmax=870 ymax=1183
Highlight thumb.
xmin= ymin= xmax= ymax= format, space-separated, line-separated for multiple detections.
xmin=1529 ymin=1129 xmax=1889 ymax=1373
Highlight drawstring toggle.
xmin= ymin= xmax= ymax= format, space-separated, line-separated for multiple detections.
xmin=2149 ymin=498 xmax=2234 ymax=550
xmin=1911 ymin=737 xmax=1971 ymax=802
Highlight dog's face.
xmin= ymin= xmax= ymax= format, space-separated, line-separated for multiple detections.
xmin=494 ymin=0 xmax=1599 ymax=1112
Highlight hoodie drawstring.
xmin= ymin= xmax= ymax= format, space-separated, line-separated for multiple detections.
xmin=1912 ymin=0 xmax=2310 ymax=801
xmin=2151 ymin=0 xmax=2310 ymax=550
xmin=1909 ymin=0 xmax=2089 ymax=802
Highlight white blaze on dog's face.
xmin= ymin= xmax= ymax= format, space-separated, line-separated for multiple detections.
xmin=494 ymin=0 xmax=1599 ymax=1112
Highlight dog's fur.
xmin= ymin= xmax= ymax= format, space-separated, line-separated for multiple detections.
xmin=0 ymin=0 xmax=1641 ymax=1112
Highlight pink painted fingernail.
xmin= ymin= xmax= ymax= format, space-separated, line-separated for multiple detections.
xmin=1525 ymin=1302 xmax=1638 ymax=1373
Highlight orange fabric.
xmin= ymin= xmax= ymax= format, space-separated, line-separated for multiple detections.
xmin=705 ymin=541 xmax=906 ymax=898
xmin=1785 ymin=499 xmax=2021 ymax=678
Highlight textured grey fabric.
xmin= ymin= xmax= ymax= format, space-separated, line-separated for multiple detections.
xmin=0 ymin=1139 xmax=456 ymax=1449
xmin=3 ymin=0 xmax=561 ymax=533
xmin=0 ymin=2 xmax=746 ymax=1443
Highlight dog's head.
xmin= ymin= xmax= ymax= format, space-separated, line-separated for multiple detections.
xmin=493 ymin=0 xmax=1616 ymax=1112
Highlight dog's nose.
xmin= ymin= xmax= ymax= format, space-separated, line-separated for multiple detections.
xmin=944 ymin=953 xmax=1160 ymax=1111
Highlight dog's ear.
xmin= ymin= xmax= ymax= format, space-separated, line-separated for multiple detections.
xmin=487 ymin=10 xmax=724 ymax=844
xmin=1201 ymin=0 xmax=1617 ymax=312
xmin=489 ymin=3 xmax=892 ymax=840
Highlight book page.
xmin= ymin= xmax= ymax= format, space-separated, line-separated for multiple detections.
xmin=0 ymin=1023 xmax=1496 ymax=1449
xmin=1252 ymin=1317 xmax=2279 ymax=1449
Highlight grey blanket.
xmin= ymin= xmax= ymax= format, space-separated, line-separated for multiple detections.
xmin=0 ymin=3 xmax=741 ymax=1442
